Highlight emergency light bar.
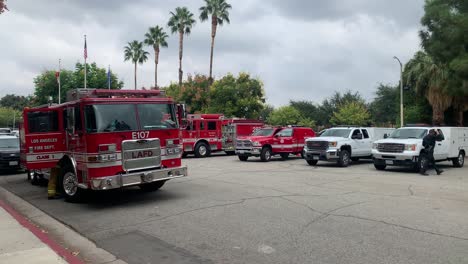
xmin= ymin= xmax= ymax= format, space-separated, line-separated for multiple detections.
xmin=67 ymin=89 xmax=166 ymax=101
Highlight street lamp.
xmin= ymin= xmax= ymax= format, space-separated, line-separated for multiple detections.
xmin=393 ymin=56 xmax=404 ymax=127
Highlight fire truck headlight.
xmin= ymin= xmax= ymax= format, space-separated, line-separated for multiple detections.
xmin=252 ymin=141 xmax=261 ymax=147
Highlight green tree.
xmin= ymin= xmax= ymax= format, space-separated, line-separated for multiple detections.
xmin=33 ymin=62 xmax=123 ymax=105
xmin=259 ymin=104 xmax=274 ymax=121
xmin=289 ymin=100 xmax=318 ymax=124
xmin=317 ymin=91 xmax=365 ymax=126
xmin=164 ymin=74 xmax=211 ymax=113
xmin=124 ymin=40 xmax=149 ymax=90
xmin=0 ymin=94 xmax=32 ymax=111
xmin=420 ymin=0 xmax=468 ymax=125
xmin=0 ymin=107 xmax=21 ymax=128
xmin=369 ymin=84 xmax=399 ymax=126
xmin=267 ymin=106 xmax=315 ymax=127
xmin=199 ymin=0 xmax=232 ymax=81
xmin=404 ymin=51 xmax=452 ymax=125
xmin=168 ymin=7 xmax=196 ymax=87
xmin=206 ymin=73 xmax=265 ymax=118
xmin=330 ymin=101 xmax=371 ymax=126
xmin=144 ymin=26 xmax=168 ymax=88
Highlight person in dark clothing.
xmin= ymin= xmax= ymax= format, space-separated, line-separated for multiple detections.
xmin=421 ymin=129 xmax=444 ymax=175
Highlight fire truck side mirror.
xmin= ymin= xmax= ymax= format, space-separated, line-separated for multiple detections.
xmin=177 ymin=104 xmax=187 ymax=125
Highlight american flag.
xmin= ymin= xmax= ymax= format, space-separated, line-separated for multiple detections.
xmin=84 ymin=36 xmax=87 ymax=59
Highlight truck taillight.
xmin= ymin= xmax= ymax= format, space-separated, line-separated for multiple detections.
xmin=98 ymin=144 xmax=116 ymax=153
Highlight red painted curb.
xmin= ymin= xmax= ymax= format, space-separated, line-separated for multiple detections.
xmin=0 ymin=199 xmax=85 ymax=264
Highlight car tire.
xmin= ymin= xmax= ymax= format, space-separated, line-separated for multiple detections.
xmin=139 ymin=181 xmax=166 ymax=192
xmin=338 ymin=150 xmax=350 ymax=167
xmin=59 ymin=166 xmax=86 ymax=203
xmin=238 ymin=155 xmax=248 ymax=161
xmin=307 ymin=160 xmax=318 ymax=166
xmin=374 ymin=164 xmax=386 ymax=170
xmin=452 ymin=151 xmax=465 ymax=168
xmin=194 ymin=142 xmax=211 ymax=158
xmin=260 ymin=147 xmax=272 ymax=162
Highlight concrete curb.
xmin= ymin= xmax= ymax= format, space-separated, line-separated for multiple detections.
xmin=0 ymin=185 xmax=127 ymax=264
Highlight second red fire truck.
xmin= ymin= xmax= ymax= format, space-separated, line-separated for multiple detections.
xmin=20 ymin=89 xmax=187 ymax=202
xmin=180 ymin=114 xmax=264 ymax=158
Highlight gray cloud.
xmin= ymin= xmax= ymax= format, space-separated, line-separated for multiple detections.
xmin=0 ymin=0 xmax=424 ymax=106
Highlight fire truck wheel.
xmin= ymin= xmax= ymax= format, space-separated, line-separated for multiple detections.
xmin=194 ymin=142 xmax=211 ymax=158
xmin=238 ymin=155 xmax=248 ymax=161
xmin=307 ymin=160 xmax=318 ymax=166
xmin=280 ymin=153 xmax=289 ymax=160
xmin=59 ymin=167 xmax=85 ymax=203
xmin=139 ymin=181 xmax=166 ymax=192
xmin=260 ymin=147 xmax=272 ymax=162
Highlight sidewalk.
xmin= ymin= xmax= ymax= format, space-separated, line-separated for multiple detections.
xmin=0 ymin=200 xmax=81 ymax=264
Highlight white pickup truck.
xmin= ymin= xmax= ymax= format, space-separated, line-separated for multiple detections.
xmin=372 ymin=126 xmax=467 ymax=171
xmin=304 ymin=127 xmax=394 ymax=167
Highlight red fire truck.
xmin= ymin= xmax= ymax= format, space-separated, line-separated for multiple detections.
xmin=20 ymin=89 xmax=187 ymax=202
xmin=180 ymin=114 xmax=263 ymax=158
xmin=236 ymin=126 xmax=315 ymax=162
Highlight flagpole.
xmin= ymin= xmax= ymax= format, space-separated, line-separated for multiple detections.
xmin=84 ymin=34 xmax=87 ymax=89
xmin=108 ymin=64 xmax=111 ymax=90
xmin=58 ymin=58 xmax=61 ymax=104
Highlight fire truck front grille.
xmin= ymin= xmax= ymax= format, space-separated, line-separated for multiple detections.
xmin=377 ymin=143 xmax=405 ymax=153
xmin=236 ymin=140 xmax=252 ymax=149
xmin=306 ymin=141 xmax=328 ymax=151
xmin=122 ymin=138 xmax=161 ymax=171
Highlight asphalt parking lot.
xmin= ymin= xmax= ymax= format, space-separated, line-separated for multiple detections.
xmin=1 ymin=155 xmax=468 ymax=264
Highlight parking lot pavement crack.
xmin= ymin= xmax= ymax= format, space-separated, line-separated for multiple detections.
xmin=408 ymin=185 xmax=414 ymax=196
xmin=329 ymin=213 xmax=468 ymax=241
xmin=88 ymin=194 xmax=304 ymax=236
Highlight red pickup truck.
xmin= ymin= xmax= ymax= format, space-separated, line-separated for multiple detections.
xmin=235 ymin=126 xmax=315 ymax=162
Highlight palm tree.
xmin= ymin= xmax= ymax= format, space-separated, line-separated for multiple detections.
xmin=405 ymin=51 xmax=452 ymax=125
xmin=168 ymin=7 xmax=196 ymax=87
xmin=199 ymin=0 xmax=231 ymax=82
xmin=144 ymin=26 xmax=168 ymax=88
xmin=124 ymin=40 xmax=149 ymax=90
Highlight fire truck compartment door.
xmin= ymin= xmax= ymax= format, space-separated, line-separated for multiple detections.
xmin=24 ymin=108 xmax=65 ymax=168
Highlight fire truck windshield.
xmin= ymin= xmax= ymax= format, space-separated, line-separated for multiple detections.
xmin=85 ymin=103 xmax=177 ymax=133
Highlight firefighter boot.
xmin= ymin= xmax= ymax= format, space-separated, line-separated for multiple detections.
xmin=47 ymin=167 xmax=61 ymax=199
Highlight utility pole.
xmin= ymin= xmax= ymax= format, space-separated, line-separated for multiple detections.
xmin=393 ymin=56 xmax=404 ymax=127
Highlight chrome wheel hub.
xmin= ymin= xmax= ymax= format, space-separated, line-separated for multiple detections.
xmin=63 ymin=172 xmax=78 ymax=196
xmin=199 ymin=145 xmax=207 ymax=156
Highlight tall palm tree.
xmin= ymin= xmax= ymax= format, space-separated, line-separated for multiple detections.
xmin=405 ymin=51 xmax=452 ymax=125
xmin=168 ymin=7 xmax=196 ymax=87
xmin=199 ymin=0 xmax=231 ymax=82
xmin=124 ymin=40 xmax=149 ymax=90
xmin=144 ymin=26 xmax=168 ymax=88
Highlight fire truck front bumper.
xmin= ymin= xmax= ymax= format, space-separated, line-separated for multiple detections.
xmin=89 ymin=166 xmax=188 ymax=190
xmin=235 ymin=148 xmax=262 ymax=157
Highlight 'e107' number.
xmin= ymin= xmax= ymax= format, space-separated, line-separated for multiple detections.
xmin=132 ymin=131 xmax=150 ymax=139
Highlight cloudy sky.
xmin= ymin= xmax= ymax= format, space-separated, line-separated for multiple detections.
xmin=0 ymin=0 xmax=424 ymax=106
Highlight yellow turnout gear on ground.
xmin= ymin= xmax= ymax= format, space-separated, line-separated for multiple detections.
xmin=47 ymin=166 xmax=61 ymax=198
